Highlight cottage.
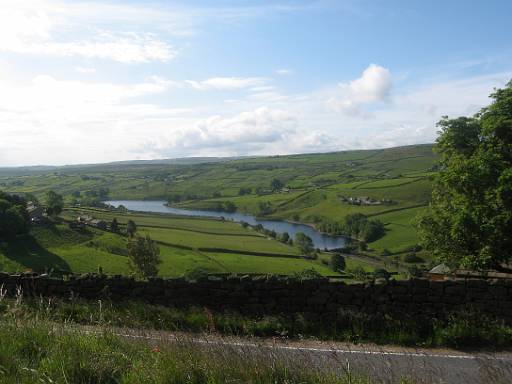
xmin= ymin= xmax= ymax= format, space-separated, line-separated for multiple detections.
xmin=89 ymin=219 xmax=107 ymax=230
xmin=26 ymin=202 xmax=44 ymax=223
xmin=426 ymin=264 xmax=451 ymax=280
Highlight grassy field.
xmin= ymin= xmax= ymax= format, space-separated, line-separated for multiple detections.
xmin=0 ymin=144 xmax=438 ymax=275
xmin=2 ymin=204 xmax=390 ymax=277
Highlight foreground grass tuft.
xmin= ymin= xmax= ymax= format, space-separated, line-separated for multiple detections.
xmin=0 ymin=319 xmax=375 ymax=384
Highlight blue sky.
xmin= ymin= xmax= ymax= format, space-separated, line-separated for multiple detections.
xmin=0 ymin=0 xmax=511 ymax=166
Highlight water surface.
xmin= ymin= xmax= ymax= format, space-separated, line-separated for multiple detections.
xmin=106 ymin=200 xmax=346 ymax=250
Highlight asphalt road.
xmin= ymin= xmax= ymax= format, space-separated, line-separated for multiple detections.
xmin=85 ymin=327 xmax=512 ymax=384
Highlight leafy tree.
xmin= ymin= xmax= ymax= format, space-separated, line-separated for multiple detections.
xmin=238 ymin=187 xmax=252 ymax=196
xmin=343 ymin=213 xmax=385 ymax=242
xmin=127 ymin=235 xmax=161 ymax=278
xmin=295 ymin=232 xmax=314 ymax=256
xmin=330 ymin=253 xmax=346 ymax=272
xmin=0 ymin=192 xmax=29 ymax=240
xmin=347 ymin=266 xmax=367 ymax=281
xmin=111 ymin=218 xmax=119 ymax=233
xmin=270 ymin=178 xmax=284 ymax=191
xmin=45 ymin=191 xmax=64 ymax=217
xmin=280 ymin=232 xmax=290 ymax=243
xmin=126 ymin=219 xmax=137 ymax=238
xmin=257 ymin=201 xmax=273 ymax=216
xmin=374 ymin=268 xmax=391 ymax=280
xmin=418 ymin=81 xmax=512 ymax=270
xmin=223 ymin=201 xmax=237 ymax=213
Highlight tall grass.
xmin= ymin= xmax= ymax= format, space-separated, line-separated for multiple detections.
xmin=0 ymin=319 xmax=377 ymax=384
xmin=0 ymin=290 xmax=375 ymax=383
xmin=2 ymin=290 xmax=511 ymax=349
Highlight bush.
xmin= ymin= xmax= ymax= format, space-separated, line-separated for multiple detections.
xmin=347 ymin=266 xmax=367 ymax=281
xmin=292 ymin=268 xmax=323 ymax=280
xmin=373 ymin=268 xmax=391 ymax=280
xmin=402 ymin=253 xmax=425 ymax=263
xmin=184 ymin=267 xmax=210 ymax=281
xmin=330 ymin=253 xmax=346 ymax=272
xmin=407 ymin=265 xmax=424 ymax=278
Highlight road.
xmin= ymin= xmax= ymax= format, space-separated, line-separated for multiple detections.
xmin=82 ymin=327 xmax=512 ymax=383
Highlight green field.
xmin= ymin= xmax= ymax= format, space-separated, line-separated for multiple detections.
xmin=0 ymin=144 xmax=438 ymax=276
xmin=3 ymin=206 xmax=389 ymax=277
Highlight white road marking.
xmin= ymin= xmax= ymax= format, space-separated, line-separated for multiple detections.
xmin=81 ymin=329 xmax=512 ymax=362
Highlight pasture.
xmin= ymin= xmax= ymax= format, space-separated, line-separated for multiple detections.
xmin=0 ymin=144 xmax=438 ymax=274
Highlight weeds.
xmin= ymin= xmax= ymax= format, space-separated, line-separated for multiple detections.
xmin=1 ymin=293 xmax=511 ymax=349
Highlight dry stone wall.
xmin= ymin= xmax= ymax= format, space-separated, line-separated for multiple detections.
xmin=1 ymin=273 xmax=511 ymax=322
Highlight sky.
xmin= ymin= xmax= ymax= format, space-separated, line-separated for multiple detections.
xmin=0 ymin=0 xmax=511 ymax=166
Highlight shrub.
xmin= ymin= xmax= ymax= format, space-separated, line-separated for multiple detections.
xmin=402 ymin=253 xmax=425 ymax=263
xmin=347 ymin=266 xmax=367 ymax=281
xmin=330 ymin=253 xmax=346 ymax=272
xmin=292 ymin=268 xmax=323 ymax=280
xmin=373 ymin=268 xmax=391 ymax=280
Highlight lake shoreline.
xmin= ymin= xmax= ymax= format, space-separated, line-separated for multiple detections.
xmin=105 ymin=200 xmax=347 ymax=250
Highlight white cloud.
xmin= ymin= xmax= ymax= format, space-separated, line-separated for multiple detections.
xmin=328 ymin=64 xmax=392 ymax=115
xmin=344 ymin=63 xmax=392 ymax=103
xmin=0 ymin=1 xmax=176 ymax=63
xmin=276 ymin=69 xmax=293 ymax=75
xmin=157 ymin=107 xmax=296 ymax=154
xmin=74 ymin=66 xmax=96 ymax=74
xmin=186 ymin=77 xmax=267 ymax=91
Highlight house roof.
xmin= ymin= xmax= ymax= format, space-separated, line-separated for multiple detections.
xmin=429 ymin=263 xmax=451 ymax=274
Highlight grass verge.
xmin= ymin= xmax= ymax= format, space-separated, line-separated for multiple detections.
xmin=4 ymin=294 xmax=512 ymax=350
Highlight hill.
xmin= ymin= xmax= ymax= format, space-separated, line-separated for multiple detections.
xmin=0 ymin=144 xmax=438 ymax=266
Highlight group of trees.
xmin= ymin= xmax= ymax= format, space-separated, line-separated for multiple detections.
xmin=0 ymin=192 xmax=29 ymax=239
xmin=0 ymin=190 xmax=65 ymax=240
xmin=419 ymin=80 xmax=512 ymax=270
xmin=343 ymin=213 xmax=385 ymax=243
xmin=238 ymin=187 xmax=252 ymax=196
xmin=295 ymin=232 xmax=315 ymax=256
xmin=317 ymin=214 xmax=385 ymax=244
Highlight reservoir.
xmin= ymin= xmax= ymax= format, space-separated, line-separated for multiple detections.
xmin=105 ymin=200 xmax=347 ymax=250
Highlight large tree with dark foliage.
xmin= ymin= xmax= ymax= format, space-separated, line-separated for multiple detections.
xmin=0 ymin=191 xmax=29 ymax=240
xmin=418 ymin=81 xmax=512 ymax=270
xmin=45 ymin=191 xmax=64 ymax=218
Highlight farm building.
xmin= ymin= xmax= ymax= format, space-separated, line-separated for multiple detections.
xmin=76 ymin=215 xmax=107 ymax=230
xmin=26 ymin=202 xmax=44 ymax=222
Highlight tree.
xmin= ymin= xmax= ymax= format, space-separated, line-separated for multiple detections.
xmin=280 ymin=232 xmax=290 ymax=243
xmin=295 ymin=232 xmax=314 ymax=256
xmin=111 ymin=218 xmax=119 ymax=233
xmin=270 ymin=178 xmax=284 ymax=191
xmin=126 ymin=219 xmax=137 ymax=238
xmin=374 ymin=268 xmax=391 ymax=281
xmin=223 ymin=201 xmax=237 ymax=213
xmin=127 ymin=235 xmax=161 ymax=278
xmin=0 ymin=192 xmax=29 ymax=240
xmin=257 ymin=201 xmax=273 ymax=216
xmin=418 ymin=81 xmax=512 ymax=270
xmin=45 ymin=191 xmax=63 ymax=217
xmin=330 ymin=253 xmax=346 ymax=272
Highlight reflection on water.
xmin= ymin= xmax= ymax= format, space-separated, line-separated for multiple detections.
xmin=105 ymin=200 xmax=346 ymax=250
